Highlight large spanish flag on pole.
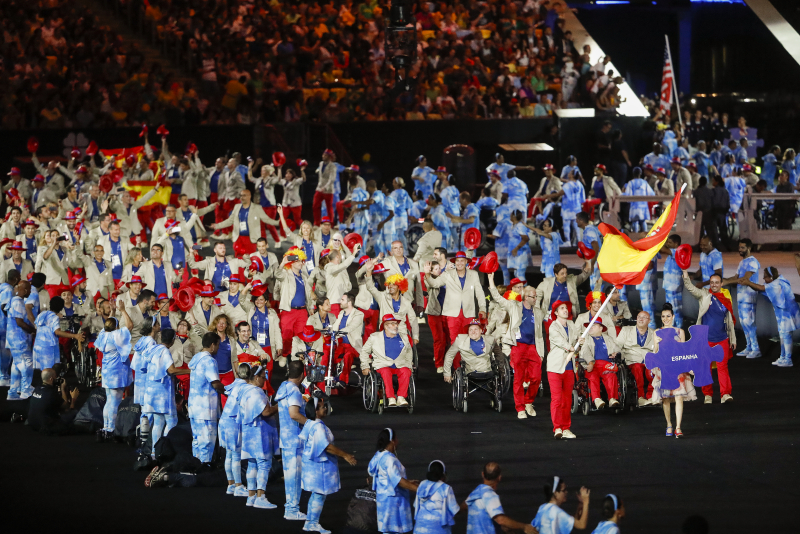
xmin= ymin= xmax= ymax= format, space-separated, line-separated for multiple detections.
xmin=103 ymin=146 xmax=171 ymax=211
xmin=597 ymin=186 xmax=684 ymax=287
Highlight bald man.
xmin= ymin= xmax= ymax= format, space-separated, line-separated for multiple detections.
xmin=27 ymin=368 xmax=80 ymax=433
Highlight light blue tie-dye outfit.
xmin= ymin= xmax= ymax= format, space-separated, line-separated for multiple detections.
xmin=460 ymin=203 xmax=481 ymax=249
xmin=413 ymin=480 xmax=460 ymax=534
xmin=412 ymin=166 xmax=437 ymax=199
xmin=32 ymin=311 xmax=60 ymax=370
xmin=430 ymin=204 xmax=452 ymax=251
xmin=507 ymin=221 xmax=531 ymax=278
xmin=390 ymin=188 xmax=413 ymax=250
xmin=725 ymin=176 xmax=746 ymax=213
xmin=676 ymin=146 xmax=690 ymax=166
xmin=350 ymin=187 xmax=371 ymax=238
xmin=764 ymin=276 xmax=800 ymax=362
xmin=662 ymin=249 xmax=684 ymax=327
xmin=699 ymin=249 xmax=723 ymax=282
xmin=623 ymin=178 xmax=655 ymax=233
xmin=737 ymin=256 xmax=761 ymax=354
xmin=409 ymin=199 xmax=428 ymax=219
xmin=219 ymin=378 xmax=248 ymax=485
xmin=540 ymin=231 xmax=563 ymax=278
xmin=96 ymin=327 xmax=132 ymax=431
xmin=662 ymin=131 xmax=677 ymax=156
xmin=0 ymin=282 xmax=14 ymax=383
xmin=441 ymin=185 xmax=461 ymax=250
xmin=188 ymin=350 xmax=221 ymax=463
xmin=582 ymin=224 xmax=603 ymax=290
xmin=561 ymin=181 xmax=585 ymax=245
xmin=532 ymin=502 xmax=575 ymax=534
xmin=492 ymin=216 xmax=511 ymax=285
xmin=560 ymin=165 xmax=583 ymax=183
xmin=693 ymin=150 xmax=711 ymax=178
xmin=131 ymin=337 xmax=158 ymax=406
xmin=761 ymin=153 xmax=778 ymax=189
xmin=369 ymin=190 xmax=388 ymax=254
xmin=299 ymin=418 xmax=340 ymax=530
xmin=6 ymin=296 xmax=33 ymax=399
xmin=379 ymin=194 xmax=399 ymax=255
xmin=643 ymin=152 xmax=671 ymax=171
xmin=238 ymin=384 xmax=278 ymax=491
xmin=503 ymin=177 xmax=529 ymax=214
xmin=143 ymin=344 xmax=178 ymax=445
xmin=476 ymin=196 xmax=499 ymax=212
xmin=465 ymin=483 xmax=504 ymax=534
xmin=275 ymin=380 xmax=305 ymax=514
xmin=781 ymin=159 xmax=797 ymax=186
xmin=635 ymin=258 xmax=657 ymax=329
xmin=591 ymin=521 xmax=620 ymax=534
xmin=710 ymin=148 xmax=726 ymax=170
xmin=733 ymin=146 xmax=748 ymax=169
xmin=487 ymin=162 xmax=516 ymax=184
xmin=369 ymin=450 xmax=414 ymax=534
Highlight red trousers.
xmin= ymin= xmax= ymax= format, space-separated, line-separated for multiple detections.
xmin=446 ymin=311 xmax=471 ymax=370
xmin=629 ymin=363 xmax=653 ymax=399
xmin=510 ymin=343 xmax=542 ymax=412
xmin=585 ymin=361 xmax=619 ymax=402
xmin=702 ymin=338 xmax=733 ymax=397
xmin=336 ymin=200 xmax=352 ymax=223
xmin=359 ymin=308 xmax=377 ymax=342
xmin=377 ymin=367 xmax=411 ymax=399
xmin=261 ymin=206 xmax=283 ymax=242
xmin=233 ymin=235 xmax=257 ymax=256
xmin=331 ymin=343 xmax=359 ymax=382
xmin=428 ymin=314 xmax=447 ymax=368
xmin=215 ymin=199 xmax=240 ymax=234
xmin=280 ymin=308 xmax=309 ymax=357
xmin=312 ymin=192 xmax=333 ymax=226
xmin=547 ymin=371 xmax=575 ymax=432
xmin=285 ymin=206 xmax=303 ymax=230
xmin=219 ymin=370 xmax=234 ymax=408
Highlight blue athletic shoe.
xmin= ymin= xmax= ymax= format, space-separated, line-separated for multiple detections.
xmin=6 ymin=392 xmax=21 ymax=401
xmin=253 ymin=496 xmax=278 ymax=510
xmin=226 ymin=484 xmax=236 ymax=495
xmin=246 ymin=495 xmax=256 ymax=507
xmin=234 ymin=485 xmax=249 ymax=497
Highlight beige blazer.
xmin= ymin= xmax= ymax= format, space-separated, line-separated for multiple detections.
xmin=412 ymin=230 xmax=442 ymax=263
xmin=360 ymin=330 xmax=414 ymax=371
xmin=218 ymin=203 xmax=279 ymax=243
xmin=138 ymin=259 xmax=178 ymax=298
xmin=354 ymin=264 xmax=375 ymax=310
xmin=110 ymin=188 xmax=156 ymax=237
xmin=488 ymin=284 xmax=545 ymax=355
xmin=188 ymin=255 xmax=249 ymax=286
xmin=590 ymin=175 xmax=622 ymax=201
xmin=444 ymin=334 xmax=495 ymax=378
xmin=72 ymin=251 xmax=114 ymax=299
xmin=424 ymin=282 xmax=443 ymax=316
xmin=97 ymin=235 xmax=132 ymax=269
xmin=331 ymin=308 xmax=365 ymax=353
xmin=535 ymin=269 xmax=590 ymax=318
xmin=383 ymin=256 xmax=425 ymax=310
xmin=35 ymin=245 xmax=69 ymax=285
xmin=423 ymin=267 xmax=486 ymax=318
xmin=150 ymin=215 xmax=194 ymax=252
xmin=682 ymin=274 xmax=735 ymax=345
xmin=608 ymin=300 xmax=632 ymax=326
xmin=275 ymin=267 xmax=315 ymax=314
xmin=366 ymin=284 xmax=420 ymax=340
xmin=324 ymin=253 xmax=358 ymax=303
xmin=176 ymin=203 xmax=216 ymax=240
xmin=217 ymin=289 xmax=252 ymax=326
xmin=285 ymin=228 xmax=322 ymax=270
xmin=574 ymin=310 xmax=618 ymax=342
xmin=169 ymin=336 xmax=196 ymax=367
xmin=186 ymin=301 xmax=222 ymax=348
xmin=247 ymin=252 xmax=280 ymax=294
xmin=246 ymin=307 xmax=283 ymax=358
xmin=547 ymin=319 xmax=579 ymax=374
xmin=156 ymin=233 xmax=193 ymax=270
xmin=579 ymin=332 xmax=620 ymax=365
xmin=616 ymin=326 xmax=656 ymax=365
xmin=231 ymin=338 xmax=270 ymax=371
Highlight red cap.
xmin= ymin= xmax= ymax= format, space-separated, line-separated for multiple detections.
xmin=595 ymin=164 xmax=607 ymax=172
xmin=7 ymin=167 xmax=20 ymax=176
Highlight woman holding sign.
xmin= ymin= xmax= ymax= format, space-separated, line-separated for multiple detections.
xmin=650 ymin=303 xmax=696 ymax=438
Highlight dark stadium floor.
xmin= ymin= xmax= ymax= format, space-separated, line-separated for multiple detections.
xmin=1 ymin=325 xmax=798 ymax=534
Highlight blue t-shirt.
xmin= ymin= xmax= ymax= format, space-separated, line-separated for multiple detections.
xmin=211 ymin=260 xmax=231 ymax=292
xmin=171 ymin=236 xmax=186 ymax=269
xmin=110 ymin=237 xmax=123 ymax=280
xmin=391 ymin=298 xmax=401 ymax=313
xmin=458 ymin=274 xmax=466 ymax=288
xmin=550 ymin=281 xmax=570 ymax=308
xmin=153 ymin=263 xmax=167 ymax=297
xmin=469 ymin=338 xmax=485 ymax=355
xmin=398 ymin=261 xmax=411 ymax=276
xmin=339 ymin=313 xmax=350 ymax=345
xmin=215 ymin=338 xmax=232 ymax=373
xmin=238 ymin=207 xmax=250 ymax=236
xmin=160 ymin=315 xmax=172 ymax=331
xmin=251 ymin=309 xmax=270 ymax=347
xmin=202 ymin=307 xmax=211 ymax=325
xmin=320 ymin=232 xmax=330 ymax=247
xmin=564 ymin=325 xmax=573 ymax=371
xmin=384 ymin=333 xmax=404 ymax=368
xmin=593 ymin=336 xmax=609 ymax=361
xmin=302 ymin=240 xmax=315 ymax=267
xmin=519 ymin=306 xmax=536 ymax=345
xmin=25 ymin=237 xmax=36 ymax=262
xmin=436 ymin=286 xmax=446 ymax=308
xmin=228 ymin=291 xmax=240 ymax=308
xmin=95 ymin=260 xmax=106 ymax=274
xmin=210 ymin=170 xmax=220 ymax=194
xmin=593 ymin=180 xmax=606 ymax=200
xmin=702 ymin=296 xmax=728 ymax=342
xmin=290 ymin=274 xmax=306 ymax=308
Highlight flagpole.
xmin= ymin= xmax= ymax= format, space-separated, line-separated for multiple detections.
xmin=572 ymin=286 xmax=617 ymax=352
xmin=664 ymin=34 xmax=682 ymax=129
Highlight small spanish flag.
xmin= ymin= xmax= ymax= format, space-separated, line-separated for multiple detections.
xmin=597 ymin=188 xmax=683 ymax=287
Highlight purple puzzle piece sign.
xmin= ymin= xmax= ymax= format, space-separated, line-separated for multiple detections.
xmin=644 ymin=325 xmax=725 ymax=390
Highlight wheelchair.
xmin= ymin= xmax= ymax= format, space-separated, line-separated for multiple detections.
xmin=362 ymin=364 xmax=416 ymax=415
xmin=451 ymin=349 xmax=508 ymax=414
xmin=61 ymin=315 xmax=98 ymax=389
xmin=571 ymin=355 xmax=637 ymax=416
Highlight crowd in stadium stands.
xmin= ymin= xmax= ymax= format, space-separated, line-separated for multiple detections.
xmin=1 ymin=0 xmax=627 ymax=129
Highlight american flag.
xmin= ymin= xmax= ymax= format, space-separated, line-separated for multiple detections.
xmin=660 ymin=42 xmax=674 ymax=116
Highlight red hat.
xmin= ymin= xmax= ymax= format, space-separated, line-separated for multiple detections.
xmin=436 ymin=166 xmax=447 ymax=173
xmin=742 ymin=163 xmax=753 ymax=172
xmin=468 ymin=256 xmax=482 ymax=270
xmin=467 ymin=318 xmax=485 ymax=332
xmin=76 ymin=165 xmax=89 ymax=174
xmin=509 ymin=277 xmax=524 ymax=287
xmin=372 ymin=263 xmax=389 ymax=274
xmin=379 ymin=314 xmax=402 ymax=330
xmin=343 ymin=233 xmax=363 ymax=251
xmin=479 ymin=251 xmax=499 ymax=273
xmin=577 ymin=242 xmax=596 ymax=260
xmin=655 ymin=167 xmax=666 ymax=175
xmin=249 ymin=256 xmax=265 ymax=273
xmin=99 ymin=175 xmax=114 ymax=194
xmin=671 ymin=157 xmax=681 ymax=164
xmin=7 ymin=167 xmax=20 ymax=176
xmin=583 ymin=317 xmax=607 ymax=332
xmin=228 ymin=274 xmax=243 ymax=284
xmin=125 ymin=155 xmax=136 ymax=168
xmin=0 ymin=238 xmax=15 ymax=249
xmin=358 ymin=255 xmax=370 ymax=267
xmin=320 ymin=248 xmax=331 ymax=259
xmin=543 ymin=163 xmax=554 ymax=171
xmin=74 ymin=221 xmax=84 ymax=235
xmin=6 ymin=188 xmax=20 ymax=200
xmin=299 ymin=325 xmax=321 ymax=342
xmin=322 ymin=148 xmax=335 ymax=157
xmin=27 ymin=137 xmax=39 ymax=153
xmin=347 ymin=165 xmax=360 ymax=173
xmin=213 ymin=297 xmax=225 ymax=307
xmin=198 ymin=285 xmax=219 ymax=297
xmin=464 ymin=228 xmax=481 ymax=250
xmin=174 ymin=287 xmax=196 ymax=312
xmin=687 ymin=162 xmax=697 ymax=169
xmin=320 ymin=216 xmax=331 ymax=224
xmin=165 ymin=219 xmax=181 ymax=233
xmin=551 ymin=299 xmax=573 ymax=318
xmin=250 ymin=279 xmax=268 ymax=297
xmin=157 ymin=293 xmax=173 ymax=303
xmin=32 ymin=174 xmax=45 ymax=183
xmin=70 ymin=148 xmax=82 ymax=159
xmin=126 ymin=275 xmax=147 ymax=288
xmin=110 ymin=168 xmax=124 ymax=183
xmin=643 ymin=164 xmax=654 ymax=171
xmin=595 ymin=164 xmax=607 ymax=172
xmin=156 ymin=124 xmax=169 ymax=137
xmin=23 ymin=219 xmax=38 ymax=228
xmin=7 ymin=242 xmax=26 ymax=251
xmin=26 ymin=272 xmax=34 ymax=281
xmin=85 ymin=141 xmax=99 ymax=157
xmin=186 ymin=142 xmax=198 ymax=155
xmin=70 ymin=274 xmax=87 ymax=288
xmin=272 ymin=152 xmax=286 ymax=167
xmin=139 ymin=124 xmax=148 ymax=138
xmin=488 ymin=169 xmax=501 ymax=178
xmin=674 ymin=244 xmax=693 ymax=270
xmin=449 ymin=251 xmax=468 ymax=262
xmin=296 ymin=158 xmax=308 ymax=169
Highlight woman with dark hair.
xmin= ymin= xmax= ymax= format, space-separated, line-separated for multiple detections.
xmin=95 ymin=316 xmax=132 ymax=439
xmin=368 ymin=428 xmax=419 ymax=534
xmin=650 ymin=303 xmax=695 ymax=438
xmin=413 ymin=460 xmax=462 ymax=533
xmin=591 ymin=494 xmax=624 ymax=533
xmin=298 ymin=397 xmax=357 ymax=534
xmin=532 ymin=476 xmax=590 ymax=533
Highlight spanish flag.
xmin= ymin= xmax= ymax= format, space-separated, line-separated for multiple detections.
xmin=103 ymin=146 xmax=171 ymax=210
xmin=597 ymin=188 xmax=683 ymax=287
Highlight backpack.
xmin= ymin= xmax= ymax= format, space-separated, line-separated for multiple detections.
xmin=72 ymin=388 xmax=105 ymax=432
xmin=114 ymin=398 xmax=141 ymax=446
xmin=343 ymin=487 xmax=379 ymax=534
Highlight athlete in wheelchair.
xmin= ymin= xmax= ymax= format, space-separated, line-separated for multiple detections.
xmin=572 ymin=317 xmax=636 ymax=415
xmin=360 ymin=314 xmax=416 ymax=414
xmin=444 ymin=319 xmax=506 ymax=413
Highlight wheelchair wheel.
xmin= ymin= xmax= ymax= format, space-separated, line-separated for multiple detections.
xmin=407 ymin=377 xmax=416 ymax=414
xmin=616 ymin=365 xmax=631 ymax=414
xmin=497 ymin=354 xmax=512 ymax=397
xmin=412 ymin=345 xmax=419 ymax=377
xmin=362 ymin=371 xmax=378 ymax=413
xmin=494 ymin=380 xmax=503 ymax=413
xmin=571 ymin=389 xmax=579 ymax=414
xmin=726 ymin=212 xmax=737 ymax=241
xmin=581 ymin=397 xmax=590 ymax=416
xmin=406 ymin=224 xmax=425 ymax=257
xmin=452 ymin=368 xmax=464 ymax=411
xmin=538 ymin=380 xmax=544 ymax=398
xmin=75 ymin=345 xmax=95 ymax=389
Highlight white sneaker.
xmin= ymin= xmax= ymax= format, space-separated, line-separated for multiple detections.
xmin=523 ymin=381 xmax=530 ymax=389
xmin=253 ymin=496 xmax=278 ymax=509
xmin=285 ymin=511 xmax=307 ymax=521
xmin=772 ymin=358 xmax=783 ymax=366
xmin=525 ymin=404 xmax=536 ymax=417
xmin=396 ymin=396 xmax=409 ymax=407
xmin=594 ymin=398 xmax=606 ymax=409
xmin=704 ymin=395 xmax=713 ymax=404
xmin=388 ymin=398 xmax=397 ymax=407
xmin=608 ymin=398 xmax=620 ymax=408
xmin=0 ymin=378 xmax=9 ymax=387
xmin=778 ymin=359 xmax=794 ymax=368
xmin=436 ymin=367 xmax=444 ymax=374
xmin=562 ymin=429 xmax=577 ymax=439
xmin=554 ymin=428 xmax=563 ymax=439
xmin=303 ymin=522 xmax=331 ymax=534
xmin=746 ymin=351 xmax=762 ymax=359
xmin=637 ymin=397 xmax=648 ymax=407
xmin=226 ymin=484 xmax=236 ymax=495
xmin=736 ymin=349 xmax=751 ymax=357
xmin=517 ymin=411 xmax=527 ymax=419
xmin=234 ymin=485 xmax=249 ymax=497
xmin=721 ymin=394 xmax=733 ymax=403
